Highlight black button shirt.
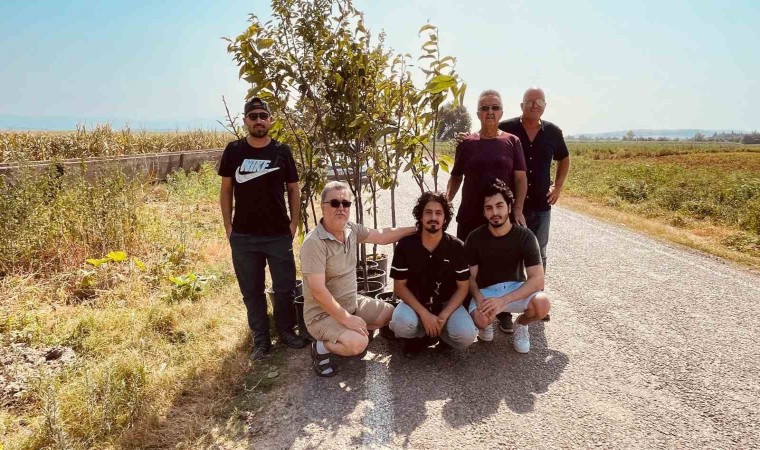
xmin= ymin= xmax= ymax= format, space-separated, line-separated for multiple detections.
xmin=499 ymin=117 xmax=569 ymax=212
xmin=390 ymin=232 xmax=470 ymax=314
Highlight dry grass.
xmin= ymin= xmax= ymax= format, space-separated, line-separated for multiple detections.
xmin=0 ymin=164 xmax=293 ymax=449
xmin=561 ymin=195 xmax=760 ymax=271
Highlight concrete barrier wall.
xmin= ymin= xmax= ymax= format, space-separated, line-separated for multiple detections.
xmin=0 ymin=149 xmax=224 ymax=182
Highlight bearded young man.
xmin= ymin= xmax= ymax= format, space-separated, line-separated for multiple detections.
xmin=219 ymin=97 xmax=307 ymax=362
xmin=465 ymin=178 xmax=551 ymax=353
xmin=388 ymin=192 xmax=477 ymax=357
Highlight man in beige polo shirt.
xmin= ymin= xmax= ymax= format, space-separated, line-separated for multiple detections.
xmin=301 ymin=181 xmax=415 ymax=377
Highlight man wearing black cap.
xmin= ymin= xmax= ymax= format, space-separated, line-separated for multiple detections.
xmin=219 ymin=97 xmax=307 ymax=361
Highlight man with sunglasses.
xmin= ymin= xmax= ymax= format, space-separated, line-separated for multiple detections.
xmin=219 ymin=97 xmax=307 ymax=362
xmin=447 ymin=90 xmax=528 ymax=245
xmin=301 ymin=181 xmax=416 ymax=377
xmin=493 ymin=87 xmax=570 ymax=329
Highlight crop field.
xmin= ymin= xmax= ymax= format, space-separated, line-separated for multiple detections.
xmin=1 ymin=125 xmax=231 ymax=163
xmin=563 ymin=142 xmax=760 ymax=258
xmin=0 ymin=164 xmax=283 ymax=449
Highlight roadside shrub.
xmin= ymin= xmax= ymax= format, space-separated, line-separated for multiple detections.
xmin=0 ymin=166 xmax=144 ymax=275
xmin=611 ymin=179 xmax=649 ymax=203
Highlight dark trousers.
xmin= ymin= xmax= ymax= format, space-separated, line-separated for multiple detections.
xmin=229 ymin=232 xmax=296 ymax=347
xmin=525 ymin=209 xmax=551 ymax=272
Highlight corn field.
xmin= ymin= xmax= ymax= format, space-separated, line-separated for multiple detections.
xmin=1 ymin=124 xmax=232 ymax=163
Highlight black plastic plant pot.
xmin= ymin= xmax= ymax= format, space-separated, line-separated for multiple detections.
xmin=357 ymin=280 xmax=384 ymax=298
xmin=293 ymin=295 xmax=314 ymax=341
xmin=356 ymin=268 xmax=387 ymax=288
xmin=376 ymin=291 xmax=399 ymax=305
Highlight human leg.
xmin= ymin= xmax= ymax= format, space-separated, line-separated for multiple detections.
xmin=440 ymin=305 xmax=478 ymax=350
xmin=388 ymin=301 xmax=425 ymax=339
xmin=265 ymin=235 xmax=306 ymax=348
xmin=230 ymin=233 xmax=271 ymax=354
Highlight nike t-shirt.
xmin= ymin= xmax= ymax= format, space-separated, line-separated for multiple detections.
xmin=218 ymin=137 xmax=299 ymax=235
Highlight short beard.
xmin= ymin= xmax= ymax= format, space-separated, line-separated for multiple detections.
xmin=250 ymin=128 xmax=268 ymax=138
xmin=424 ymin=224 xmax=440 ymax=234
xmin=488 ymin=216 xmax=508 ymax=229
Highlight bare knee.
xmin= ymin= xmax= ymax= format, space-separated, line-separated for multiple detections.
xmin=341 ymin=332 xmax=369 ymax=356
xmin=532 ymin=293 xmax=550 ymax=318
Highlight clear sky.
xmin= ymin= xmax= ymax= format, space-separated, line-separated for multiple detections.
xmin=1 ymin=0 xmax=758 ymax=134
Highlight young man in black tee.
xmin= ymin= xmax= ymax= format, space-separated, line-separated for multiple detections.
xmin=219 ymin=97 xmax=307 ymax=361
xmin=389 ymin=192 xmax=476 ymax=357
xmin=465 ymin=178 xmax=551 ymax=353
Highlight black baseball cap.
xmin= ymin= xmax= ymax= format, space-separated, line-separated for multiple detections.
xmin=244 ymin=97 xmax=271 ymax=114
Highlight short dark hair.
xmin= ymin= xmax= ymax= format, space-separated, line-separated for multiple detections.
xmin=412 ymin=191 xmax=453 ymax=232
xmin=481 ymin=178 xmax=514 ymax=208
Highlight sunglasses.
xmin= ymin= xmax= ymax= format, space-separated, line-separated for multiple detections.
xmin=323 ymin=199 xmax=352 ymax=208
xmin=522 ymin=99 xmax=546 ymax=108
xmin=478 ymin=105 xmax=502 ymax=112
xmin=246 ymin=112 xmax=270 ymax=121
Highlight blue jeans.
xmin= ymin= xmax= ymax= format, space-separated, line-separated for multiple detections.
xmin=524 ymin=209 xmax=551 ymax=272
xmin=389 ymin=301 xmax=477 ymax=350
xmin=229 ymin=232 xmax=297 ymax=347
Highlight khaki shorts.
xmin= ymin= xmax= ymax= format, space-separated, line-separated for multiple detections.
xmin=307 ymin=295 xmax=394 ymax=343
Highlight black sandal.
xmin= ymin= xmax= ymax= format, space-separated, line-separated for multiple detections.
xmin=311 ymin=341 xmax=338 ymax=377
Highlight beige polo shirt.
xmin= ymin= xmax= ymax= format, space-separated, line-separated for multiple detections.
xmin=301 ymin=220 xmax=370 ymax=324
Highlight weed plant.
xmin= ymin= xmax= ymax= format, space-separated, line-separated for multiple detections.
xmin=0 ymin=164 xmax=273 ymax=449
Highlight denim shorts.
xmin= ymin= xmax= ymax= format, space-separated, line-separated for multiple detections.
xmin=467 ymin=281 xmax=540 ymax=314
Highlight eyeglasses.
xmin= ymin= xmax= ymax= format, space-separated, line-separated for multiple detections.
xmin=478 ymin=105 xmax=502 ymax=112
xmin=522 ymin=99 xmax=546 ymax=108
xmin=323 ymin=199 xmax=352 ymax=208
xmin=246 ymin=112 xmax=270 ymax=121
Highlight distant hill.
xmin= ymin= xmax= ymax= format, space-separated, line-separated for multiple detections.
xmin=569 ymin=129 xmax=751 ymax=140
xmin=0 ymin=115 xmax=226 ymax=132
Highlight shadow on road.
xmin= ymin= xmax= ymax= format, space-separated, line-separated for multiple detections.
xmin=386 ymin=321 xmax=569 ymax=443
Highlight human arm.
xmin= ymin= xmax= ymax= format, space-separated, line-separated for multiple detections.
xmin=438 ymin=279 xmax=470 ymax=329
xmin=446 ymin=176 xmax=463 ymax=204
xmin=512 ymin=170 xmax=527 ymax=226
xmin=394 ymin=279 xmax=442 ymax=337
xmin=364 ymin=226 xmax=416 ymax=245
xmin=286 ymin=181 xmax=301 ymax=237
xmin=220 ymin=177 xmax=233 ymax=239
xmin=547 ymin=156 xmax=570 ymax=205
xmin=305 ymin=273 xmax=368 ymax=336
xmin=480 ymin=264 xmax=544 ymax=317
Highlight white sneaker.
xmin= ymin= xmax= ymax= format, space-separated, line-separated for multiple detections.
xmin=513 ymin=323 xmax=530 ymax=353
xmin=478 ymin=324 xmax=494 ymax=342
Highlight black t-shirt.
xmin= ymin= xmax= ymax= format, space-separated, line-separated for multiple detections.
xmin=390 ymin=232 xmax=470 ymax=314
xmin=451 ymin=132 xmax=526 ymax=222
xmin=499 ymin=117 xmax=570 ymax=212
xmin=218 ymin=138 xmax=299 ymax=235
xmin=465 ymin=225 xmax=542 ymax=288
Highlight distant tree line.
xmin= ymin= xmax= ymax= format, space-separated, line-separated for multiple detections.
xmin=567 ymin=130 xmax=760 ymax=143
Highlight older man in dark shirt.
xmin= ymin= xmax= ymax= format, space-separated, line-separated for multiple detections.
xmin=496 ymin=87 xmax=570 ymax=329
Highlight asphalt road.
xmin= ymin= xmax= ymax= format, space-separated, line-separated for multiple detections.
xmin=249 ymin=171 xmax=760 ymax=449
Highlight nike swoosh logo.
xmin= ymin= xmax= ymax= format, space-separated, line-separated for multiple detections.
xmin=235 ymin=167 xmax=280 ymax=183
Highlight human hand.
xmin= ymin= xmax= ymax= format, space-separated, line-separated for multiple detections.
xmin=513 ymin=209 xmax=526 ymax=227
xmin=455 ymin=132 xmax=471 ymax=144
xmin=341 ymin=315 xmax=368 ymax=336
xmin=480 ymin=297 xmax=505 ymax=318
xmin=421 ymin=311 xmax=441 ymax=337
xmin=547 ymin=185 xmax=563 ymax=205
xmin=436 ymin=311 xmax=451 ymax=333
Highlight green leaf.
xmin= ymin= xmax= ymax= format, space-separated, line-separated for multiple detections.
xmin=257 ymin=38 xmax=275 ymax=49
xmin=86 ymin=257 xmax=110 ymax=267
xmin=107 ymin=251 xmax=128 ymax=262
xmin=132 ymin=257 xmax=146 ymax=271
xmin=418 ymin=24 xmax=436 ymax=35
